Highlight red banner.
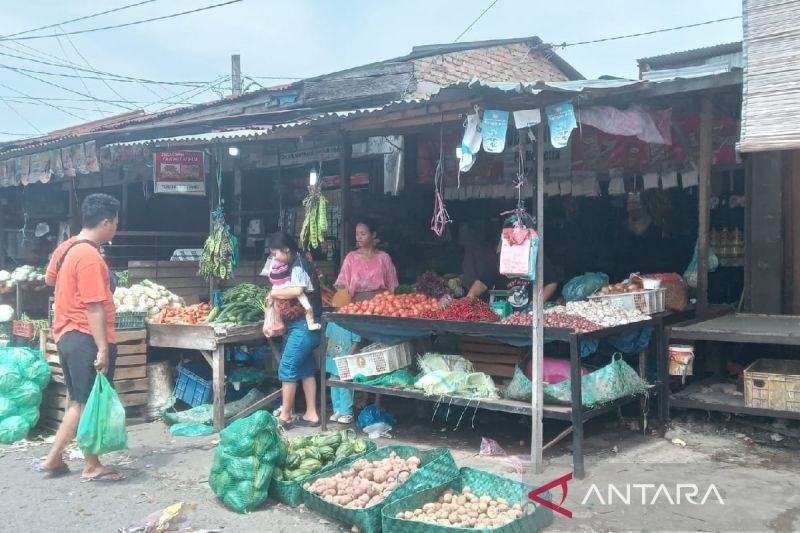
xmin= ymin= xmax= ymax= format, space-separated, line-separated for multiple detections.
xmin=153 ymin=151 xmax=205 ymax=195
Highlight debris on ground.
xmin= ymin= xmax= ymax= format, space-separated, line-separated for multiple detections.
xmin=671 ymin=438 xmax=687 ymax=447
xmin=479 ymin=437 xmax=506 ymax=456
xmin=118 ymin=501 xmax=196 ymax=533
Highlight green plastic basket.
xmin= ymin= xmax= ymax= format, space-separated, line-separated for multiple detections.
xmin=115 ymin=311 xmax=147 ymax=330
xmin=300 ymin=445 xmax=459 ymax=533
xmin=270 ymin=439 xmax=377 ymax=507
xmin=381 ymin=467 xmax=553 ymax=533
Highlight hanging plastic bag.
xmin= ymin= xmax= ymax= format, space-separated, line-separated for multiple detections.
xmin=543 ymin=355 xmax=649 ymax=407
xmin=76 ymin=373 xmax=128 ymax=455
xmin=683 ymin=241 xmax=719 ymax=289
xmin=499 ymin=226 xmax=539 ymax=279
xmin=263 ymin=299 xmax=285 ymax=338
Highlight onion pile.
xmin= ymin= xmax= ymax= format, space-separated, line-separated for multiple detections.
xmin=559 ymin=300 xmax=649 ymax=327
xmin=415 ymin=272 xmax=449 ymax=298
xmin=304 ymin=452 xmax=420 ymax=509
xmin=396 ymin=486 xmax=524 ymax=529
xmin=500 ymin=312 xmax=532 ymax=326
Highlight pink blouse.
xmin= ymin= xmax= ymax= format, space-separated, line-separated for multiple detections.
xmin=335 ymin=250 xmax=399 ymax=297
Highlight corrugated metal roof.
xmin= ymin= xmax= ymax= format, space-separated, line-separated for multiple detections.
xmin=642 ymin=61 xmax=741 ymax=81
xmin=740 ymin=0 xmax=800 ymax=152
xmin=107 ymin=127 xmax=276 ymax=147
xmin=638 ymin=42 xmax=743 ymax=68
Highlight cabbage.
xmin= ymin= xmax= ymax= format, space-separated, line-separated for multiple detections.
xmin=0 ymin=304 xmax=14 ymax=322
xmin=0 ymin=271 xmax=9 ymax=282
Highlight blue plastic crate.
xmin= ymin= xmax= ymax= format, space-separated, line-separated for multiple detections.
xmin=173 ymin=366 xmax=212 ymax=407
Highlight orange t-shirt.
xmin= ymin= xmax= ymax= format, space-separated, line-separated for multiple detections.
xmin=46 ymin=238 xmax=116 ymax=344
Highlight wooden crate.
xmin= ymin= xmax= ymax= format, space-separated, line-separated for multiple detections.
xmin=458 ymin=336 xmax=527 ymax=379
xmin=39 ymin=329 xmax=150 ymax=428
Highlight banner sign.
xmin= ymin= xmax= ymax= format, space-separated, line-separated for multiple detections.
xmin=153 ymin=151 xmax=205 ymax=195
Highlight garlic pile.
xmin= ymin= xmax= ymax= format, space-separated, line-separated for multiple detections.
xmin=396 ymin=486 xmax=524 ymax=529
xmin=548 ymin=300 xmax=649 ymax=328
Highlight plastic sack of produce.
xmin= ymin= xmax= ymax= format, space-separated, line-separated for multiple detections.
xmin=0 ymin=347 xmax=51 ymax=443
xmin=208 ymin=410 xmax=287 ymax=513
xmin=543 ymin=355 xmax=649 ymax=406
xmin=504 ymin=366 xmax=532 ymax=401
xmin=76 ymin=373 xmax=128 ymax=455
xmin=562 ymin=272 xmax=610 ymax=301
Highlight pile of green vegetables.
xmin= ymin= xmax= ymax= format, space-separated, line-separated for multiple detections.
xmin=207 ymin=283 xmax=268 ymax=325
xmin=200 ymin=207 xmax=238 ymax=280
xmin=274 ymin=430 xmax=369 ymax=482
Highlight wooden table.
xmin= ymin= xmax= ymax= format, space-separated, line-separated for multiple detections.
xmin=147 ymin=322 xmax=280 ymax=431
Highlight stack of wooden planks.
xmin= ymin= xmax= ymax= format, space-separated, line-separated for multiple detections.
xmin=458 ymin=336 xmax=527 ymax=379
xmin=39 ymin=329 xmax=149 ymax=430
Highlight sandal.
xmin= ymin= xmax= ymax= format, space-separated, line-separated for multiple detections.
xmin=295 ymin=417 xmax=321 ymax=428
xmin=279 ymin=417 xmax=296 ymax=430
xmin=329 ymin=412 xmax=343 ymax=422
xmin=81 ymin=470 xmax=125 ymax=483
xmin=35 ymin=462 xmax=71 ymax=478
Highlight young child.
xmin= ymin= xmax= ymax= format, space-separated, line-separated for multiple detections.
xmin=268 ymin=257 xmax=321 ymax=331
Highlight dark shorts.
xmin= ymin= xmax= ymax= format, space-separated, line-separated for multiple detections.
xmin=57 ymin=331 xmax=117 ymax=404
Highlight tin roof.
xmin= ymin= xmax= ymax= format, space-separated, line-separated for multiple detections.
xmin=638 ymin=42 xmax=743 ymax=68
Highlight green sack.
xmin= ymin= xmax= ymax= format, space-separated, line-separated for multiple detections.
xmin=504 ymin=365 xmax=532 ymax=401
xmin=208 ymin=410 xmax=287 ymax=513
xmin=354 ymin=369 xmax=417 ymax=388
xmin=170 ymin=422 xmax=214 ymax=437
xmin=543 ymin=356 xmax=649 ymax=407
xmin=76 ymin=373 xmax=128 ymax=455
xmin=0 ymin=415 xmax=30 ymax=444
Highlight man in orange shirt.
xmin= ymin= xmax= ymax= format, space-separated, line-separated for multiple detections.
xmin=38 ymin=193 xmax=123 ymax=482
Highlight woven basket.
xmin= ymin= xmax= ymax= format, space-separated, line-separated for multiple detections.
xmin=300 ymin=445 xmax=458 ymax=533
xmin=270 ymin=440 xmax=377 ymax=507
xmin=381 ymin=467 xmax=553 ymax=533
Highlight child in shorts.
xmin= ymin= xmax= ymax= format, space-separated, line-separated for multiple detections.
xmin=269 ymin=258 xmax=321 ymax=330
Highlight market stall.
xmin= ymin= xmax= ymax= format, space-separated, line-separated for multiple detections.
xmin=321 ymin=306 xmax=667 ymax=478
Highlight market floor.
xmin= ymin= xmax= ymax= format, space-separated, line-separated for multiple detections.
xmin=1 ymin=413 xmax=799 ymax=532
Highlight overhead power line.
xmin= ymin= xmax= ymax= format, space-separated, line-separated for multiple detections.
xmin=454 ymin=0 xmax=501 ymax=42
xmin=0 ymin=81 xmax=87 ymax=120
xmin=0 ymin=49 xmax=212 ymax=86
xmin=0 ymin=130 xmax=39 ymax=137
xmin=556 ymin=16 xmax=742 ymax=48
xmin=1 ymin=0 xmax=244 ymax=42
xmin=2 ymin=101 xmax=44 ymax=134
xmin=2 ymin=0 xmax=159 ymax=38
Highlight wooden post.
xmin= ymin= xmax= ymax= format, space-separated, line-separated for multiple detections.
xmin=233 ymin=167 xmax=243 ymax=237
xmin=0 ymin=191 xmax=5 ymax=270
xmin=340 ymin=132 xmax=353 ymax=263
xmin=211 ymin=345 xmax=226 ymax=431
xmin=531 ymin=118 xmax=545 ymax=474
xmin=231 ymin=54 xmax=242 ymax=96
xmin=697 ymin=94 xmax=713 ymax=316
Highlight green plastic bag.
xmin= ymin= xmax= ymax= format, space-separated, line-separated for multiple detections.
xmin=76 ymin=373 xmax=128 ymax=455
xmin=543 ymin=356 xmax=649 ymax=407
xmin=354 ymin=369 xmax=417 ymax=388
xmin=504 ymin=365 xmax=532 ymax=401
xmin=170 ymin=422 xmax=214 ymax=437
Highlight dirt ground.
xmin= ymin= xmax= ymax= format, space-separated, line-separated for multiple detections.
xmin=1 ymin=408 xmax=799 ymax=532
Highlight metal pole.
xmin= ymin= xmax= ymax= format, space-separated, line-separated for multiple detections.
xmin=697 ymin=94 xmax=713 ymax=315
xmin=340 ymin=132 xmax=353 ymax=264
xmin=531 ymin=118 xmax=545 ymax=474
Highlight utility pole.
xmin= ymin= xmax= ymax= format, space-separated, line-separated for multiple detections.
xmin=231 ymin=54 xmax=242 ymax=96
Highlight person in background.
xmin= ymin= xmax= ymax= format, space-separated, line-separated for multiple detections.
xmin=328 ymin=218 xmax=399 ymax=424
xmin=263 ymin=231 xmax=322 ymax=429
xmin=462 ymin=221 xmax=560 ymax=310
xmin=39 ymin=193 xmax=124 ymax=482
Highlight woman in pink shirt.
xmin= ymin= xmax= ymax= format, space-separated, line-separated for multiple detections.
xmin=328 ymin=218 xmax=398 ymax=424
xmin=335 ymin=218 xmax=399 ymax=301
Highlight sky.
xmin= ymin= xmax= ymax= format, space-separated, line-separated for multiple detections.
xmin=0 ymin=0 xmax=743 ymax=142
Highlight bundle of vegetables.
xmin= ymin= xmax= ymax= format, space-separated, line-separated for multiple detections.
xmin=0 ymin=265 xmax=45 ymax=289
xmin=415 ymin=272 xmax=448 ymax=298
xmin=151 ymin=303 xmax=211 ymax=325
xmin=113 ymin=280 xmax=184 ymax=317
xmin=299 ymin=185 xmax=328 ymax=251
xmin=200 ymin=207 xmax=237 ymax=280
xmin=19 ymin=314 xmax=49 ymax=341
xmin=394 ymin=486 xmax=525 ymax=529
xmin=115 ymin=270 xmax=129 ymax=288
xmin=337 ymin=293 xmax=439 ymax=318
xmin=207 ymin=283 xmax=268 ymax=325
xmin=421 ymin=298 xmax=498 ymax=323
xmin=304 ymin=452 xmax=421 ymax=509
